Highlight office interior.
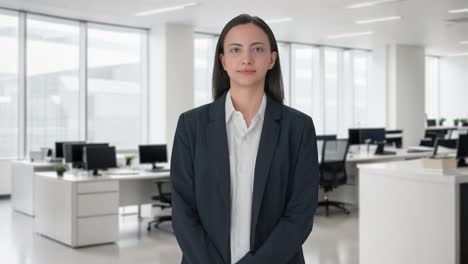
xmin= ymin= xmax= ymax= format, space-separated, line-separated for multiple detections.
xmin=1 ymin=0 xmax=468 ymax=263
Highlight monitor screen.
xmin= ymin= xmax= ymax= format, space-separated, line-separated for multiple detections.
xmin=55 ymin=141 xmax=85 ymax=158
xmin=360 ymin=128 xmax=385 ymax=144
xmin=64 ymin=143 xmax=108 ymax=166
xmin=84 ymin=146 xmax=117 ymax=173
xmin=139 ymin=144 xmax=168 ymax=164
xmin=457 ymin=134 xmax=468 ymax=159
xmin=427 ymin=119 xmax=437 ymax=127
xmin=348 ymin=129 xmax=361 ymax=145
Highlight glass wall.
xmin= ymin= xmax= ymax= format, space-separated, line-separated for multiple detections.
xmin=0 ymin=8 xmax=149 ymax=158
xmin=0 ymin=11 xmax=18 ymax=157
xmin=26 ymin=15 xmax=81 ymax=152
xmin=87 ymin=24 xmax=147 ymax=149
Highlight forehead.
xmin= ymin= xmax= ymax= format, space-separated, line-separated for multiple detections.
xmin=224 ymin=23 xmax=270 ymax=46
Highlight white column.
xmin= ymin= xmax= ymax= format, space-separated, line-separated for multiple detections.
xmin=165 ymin=24 xmax=194 ymax=158
xmin=386 ymin=44 xmax=425 ymax=147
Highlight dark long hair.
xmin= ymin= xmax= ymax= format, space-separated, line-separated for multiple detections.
xmin=212 ymin=14 xmax=284 ymax=104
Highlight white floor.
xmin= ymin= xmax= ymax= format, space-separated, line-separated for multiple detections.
xmin=0 ymin=198 xmax=358 ymax=264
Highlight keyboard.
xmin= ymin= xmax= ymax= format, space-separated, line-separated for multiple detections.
xmin=107 ymin=169 xmax=139 ymax=175
xmin=375 ymin=150 xmax=397 ymax=155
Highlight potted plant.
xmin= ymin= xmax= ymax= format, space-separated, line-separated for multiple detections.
xmin=438 ymin=117 xmax=446 ymax=126
xmin=55 ymin=164 xmax=66 ymax=177
xmin=124 ymin=155 xmax=135 ymax=167
xmin=454 ymin=118 xmax=460 ymax=126
xmin=461 ymin=118 xmax=468 ymax=126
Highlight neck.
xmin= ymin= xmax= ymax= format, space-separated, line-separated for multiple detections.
xmin=229 ymin=83 xmax=265 ymax=126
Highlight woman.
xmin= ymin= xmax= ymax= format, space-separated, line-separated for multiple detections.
xmin=171 ymin=14 xmax=319 ymax=264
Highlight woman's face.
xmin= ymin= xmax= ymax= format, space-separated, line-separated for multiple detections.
xmin=220 ymin=23 xmax=277 ymax=90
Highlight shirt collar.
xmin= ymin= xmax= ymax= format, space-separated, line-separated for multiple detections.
xmin=225 ymin=89 xmax=267 ymax=124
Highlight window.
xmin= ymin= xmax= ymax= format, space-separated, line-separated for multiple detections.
xmin=278 ymin=42 xmax=290 ymax=105
xmin=0 ymin=12 xmax=18 ymax=158
xmin=26 ymin=15 xmax=81 ymax=152
xmin=194 ymin=34 xmax=216 ymax=107
xmin=87 ymin=24 xmax=147 ymax=149
xmin=291 ymin=45 xmax=323 ymax=133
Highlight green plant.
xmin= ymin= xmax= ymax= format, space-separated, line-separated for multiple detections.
xmin=438 ymin=117 xmax=446 ymax=126
xmin=124 ymin=155 xmax=135 ymax=166
xmin=55 ymin=164 xmax=66 ymax=176
xmin=461 ymin=118 xmax=468 ymax=124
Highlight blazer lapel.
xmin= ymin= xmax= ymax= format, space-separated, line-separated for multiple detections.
xmin=250 ymin=96 xmax=282 ymax=247
xmin=206 ymin=92 xmax=231 ymax=262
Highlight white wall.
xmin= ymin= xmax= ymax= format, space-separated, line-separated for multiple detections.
xmin=440 ymin=57 xmax=468 ymax=120
xmin=0 ymin=160 xmax=12 ymax=195
xmin=148 ymin=25 xmax=167 ymax=145
xmin=368 ymin=43 xmax=387 ymax=127
xmin=387 ymin=44 xmax=426 ymax=147
xmin=165 ymin=24 xmax=194 ymax=159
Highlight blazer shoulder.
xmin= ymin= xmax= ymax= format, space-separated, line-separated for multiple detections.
xmin=281 ymin=104 xmax=313 ymax=124
xmin=180 ymin=103 xmax=212 ymax=122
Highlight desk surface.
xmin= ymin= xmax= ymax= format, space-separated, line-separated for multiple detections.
xmin=36 ymin=170 xmax=170 ymax=182
xmin=345 ymin=147 xmax=446 ymax=163
xmin=358 ymin=159 xmax=468 ymax=184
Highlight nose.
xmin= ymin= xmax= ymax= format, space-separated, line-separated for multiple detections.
xmin=241 ymin=50 xmax=253 ymax=65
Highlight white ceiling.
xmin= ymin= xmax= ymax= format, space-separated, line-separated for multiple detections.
xmin=1 ymin=0 xmax=468 ymax=55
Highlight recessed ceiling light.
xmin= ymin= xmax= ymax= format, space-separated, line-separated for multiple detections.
xmin=355 ymin=16 xmax=402 ymax=24
xmin=135 ymin=2 xmax=198 ymax=16
xmin=346 ymin=0 xmax=405 ymax=9
xmin=447 ymin=52 xmax=468 ymax=57
xmin=448 ymin=8 xmax=468 ymax=14
xmin=264 ymin=17 xmax=293 ymax=24
xmin=327 ymin=31 xmax=374 ymax=39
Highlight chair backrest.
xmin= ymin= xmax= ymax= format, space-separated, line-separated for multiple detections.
xmin=322 ymin=139 xmax=349 ymax=163
xmin=320 ymin=139 xmax=349 ymax=190
xmin=157 ymin=180 xmax=172 ymax=204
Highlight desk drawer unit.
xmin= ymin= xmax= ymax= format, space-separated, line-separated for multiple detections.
xmin=74 ymin=180 xmax=119 ymax=247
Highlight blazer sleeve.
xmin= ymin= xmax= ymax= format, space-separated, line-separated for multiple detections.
xmin=171 ymin=113 xmax=226 ymax=264
xmin=236 ymin=116 xmax=320 ymax=264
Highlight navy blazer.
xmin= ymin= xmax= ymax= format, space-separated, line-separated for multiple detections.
xmin=170 ymin=92 xmax=320 ymax=264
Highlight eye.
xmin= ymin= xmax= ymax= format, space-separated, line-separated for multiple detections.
xmin=230 ymin=47 xmax=240 ymax=53
xmin=253 ymin=47 xmax=264 ymax=53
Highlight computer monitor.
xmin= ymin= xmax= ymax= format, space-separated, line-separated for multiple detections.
xmin=360 ymin=128 xmax=386 ymax=144
xmin=139 ymin=144 xmax=167 ymax=170
xmin=64 ymin=143 xmax=108 ymax=168
xmin=433 ymin=138 xmax=458 ymax=157
xmin=457 ymin=134 xmax=468 ymax=167
xmin=427 ymin=119 xmax=437 ymax=127
xmin=348 ymin=129 xmax=361 ymax=145
xmin=55 ymin=141 xmax=85 ymax=158
xmin=84 ymin=146 xmax=117 ymax=176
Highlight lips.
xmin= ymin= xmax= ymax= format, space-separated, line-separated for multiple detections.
xmin=238 ymin=69 xmax=256 ymax=75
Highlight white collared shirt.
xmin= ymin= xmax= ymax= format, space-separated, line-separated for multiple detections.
xmin=225 ymin=89 xmax=267 ymax=264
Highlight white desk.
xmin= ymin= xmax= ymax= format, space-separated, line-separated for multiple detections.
xmin=34 ymin=170 xmax=170 ymax=248
xmin=358 ymin=159 xmax=468 ymax=264
xmin=11 ymin=160 xmax=57 ymax=216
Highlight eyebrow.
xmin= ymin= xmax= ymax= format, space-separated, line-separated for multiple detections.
xmin=227 ymin=42 xmax=266 ymax=47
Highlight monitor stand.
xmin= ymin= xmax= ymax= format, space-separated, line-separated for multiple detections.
xmin=458 ymin=158 xmax=468 ymax=167
xmin=151 ymin=163 xmax=163 ymax=170
xmin=92 ymin=169 xmax=101 ymax=176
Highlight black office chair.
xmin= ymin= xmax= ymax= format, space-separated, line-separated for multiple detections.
xmin=147 ymin=179 xmax=172 ymax=231
xmin=318 ymin=139 xmax=350 ymax=216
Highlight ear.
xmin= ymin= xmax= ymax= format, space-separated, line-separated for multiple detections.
xmin=268 ymin=51 xmax=277 ymax=70
xmin=219 ymin=53 xmax=226 ymax=70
